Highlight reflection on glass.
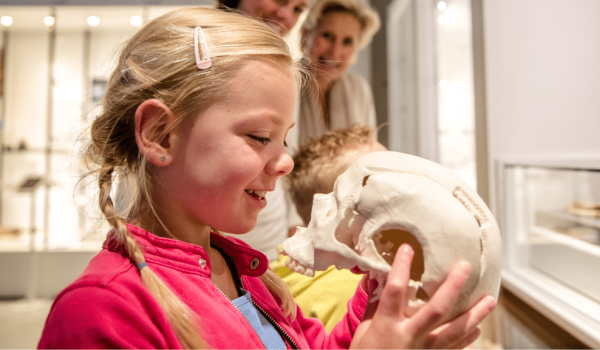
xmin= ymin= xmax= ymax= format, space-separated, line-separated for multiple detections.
xmin=505 ymin=164 xmax=600 ymax=304
xmin=0 ymin=5 xmax=185 ymax=253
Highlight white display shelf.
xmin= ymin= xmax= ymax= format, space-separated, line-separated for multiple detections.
xmin=495 ymin=156 xmax=600 ymax=349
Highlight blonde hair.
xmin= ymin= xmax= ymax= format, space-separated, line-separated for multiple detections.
xmin=83 ymin=7 xmax=296 ymax=348
xmin=288 ymin=124 xmax=377 ymax=224
xmin=301 ymin=0 xmax=380 ymax=50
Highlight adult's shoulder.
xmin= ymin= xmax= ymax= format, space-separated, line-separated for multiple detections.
xmin=334 ymin=72 xmax=373 ymax=97
xmin=341 ymin=72 xmax=371 ymax=87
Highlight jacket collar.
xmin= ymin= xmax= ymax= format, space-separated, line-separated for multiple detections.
xmin=103 ymin=224 xmax=269 ymax=277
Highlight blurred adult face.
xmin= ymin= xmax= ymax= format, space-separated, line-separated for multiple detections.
xmin=305 ymin=11 xmax=361 ymax=88
xmin=239 ymin=0 xmax=310 ymax=35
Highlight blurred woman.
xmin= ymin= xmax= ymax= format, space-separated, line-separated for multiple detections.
xmin=297 ymin=0 xmax=380 ymax=148
xmin=217 ymin=0 xmax=310 ymax=35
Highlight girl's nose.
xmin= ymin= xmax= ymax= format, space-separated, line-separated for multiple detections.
xmin=266 ymin=149 xmax=294 ymax=176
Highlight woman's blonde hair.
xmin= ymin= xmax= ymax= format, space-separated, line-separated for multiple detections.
xmin=83 ymin=6 xmax=296 ymax=348
xmin=301 ymin=0 xmax=380 ymax=50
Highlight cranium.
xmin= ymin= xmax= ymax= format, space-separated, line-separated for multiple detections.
xmin=281 ymin=151 xmax=502 ymax=322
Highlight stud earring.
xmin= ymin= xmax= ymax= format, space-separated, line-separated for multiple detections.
xmin=160 ymin=156 xmax=167 ymax=162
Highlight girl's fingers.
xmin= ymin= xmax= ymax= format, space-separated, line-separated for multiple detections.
xmin=427 ymin=295 xmax=496 ymax=348
xmin=407 ymin=260 xmax=472 ymax=334
xmin=373 ymin=243 xmax=414 ymax=319
xmin=427 ymin=326 xmax=481 ymax=349
xmin=448 ymin=327 xmax=481 ymax=349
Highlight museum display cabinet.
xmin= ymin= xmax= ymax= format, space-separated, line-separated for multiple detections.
xmin=495 ymin=157 xmax=600 ymax=348
xmin=0 ymin=5 xmax=186 ymax=299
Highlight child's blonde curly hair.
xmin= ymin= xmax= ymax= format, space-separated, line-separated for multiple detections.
xmin=288 ymin=124 xmax=382 ymax=224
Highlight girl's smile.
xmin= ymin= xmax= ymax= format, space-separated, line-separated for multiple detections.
xmin=245 ymin=189 xmax=269 ymax=208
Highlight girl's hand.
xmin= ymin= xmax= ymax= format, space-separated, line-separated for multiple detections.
xmin=351 ymin=244 xmax=497 ymax=349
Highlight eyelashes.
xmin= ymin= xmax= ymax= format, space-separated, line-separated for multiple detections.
xmin=249 ymin=135 xmax=289 ymax=147
xmin=249 ymin=135 xmax=270 ymax=145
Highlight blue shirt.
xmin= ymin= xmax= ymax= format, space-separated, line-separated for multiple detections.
xmin=231 ymin=290 xmax=286 ymax=349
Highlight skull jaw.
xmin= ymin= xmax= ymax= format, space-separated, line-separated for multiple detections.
xmin=281 ymin=232 xmax=392 ymax=277
xmin=281 ymin=190 xmax=393 ymax=277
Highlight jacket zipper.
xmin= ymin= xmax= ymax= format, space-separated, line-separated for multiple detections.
xmin=241 ymin=278 xmax=299 ymax=350
xmin=212 ymin=283 xmax=268 ymax=349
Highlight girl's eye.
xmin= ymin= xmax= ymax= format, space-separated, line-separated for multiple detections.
xmin=284 ymin=140 xmax=289 ymax=148
xmin=249 ymin=135 xmax=271 ymax=145
xmin=343 ymin=37 xmax=354 ymax=46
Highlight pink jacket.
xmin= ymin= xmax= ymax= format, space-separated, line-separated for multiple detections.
xmin=38 ymin=224 xmax=368 ymax=349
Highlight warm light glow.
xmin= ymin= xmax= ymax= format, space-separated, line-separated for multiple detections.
xmin=130 ymin=15 xmax=143 ymax=26
xmin=44 ymin=16 xmax=55 ymax=26
xmin=439 ymin=79 xmax=449 ymax=89
xmin=438 ymin=14 xmax=449 ymax=25
xmin=87 ymin=16 xmax=100 ymax=27
xmin=1 ymin=16 xmax=13 ymax=26
xmin=437 ymin=1 xmax=447 ymax=11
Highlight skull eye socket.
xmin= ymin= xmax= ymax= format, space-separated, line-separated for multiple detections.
xmin=376 ymin=229 xmax=430 ymax=303
xmin=375 ymin=229 xmax=425 ymax=283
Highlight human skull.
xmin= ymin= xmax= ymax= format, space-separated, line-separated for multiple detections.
xmin=281 ymin=151 xmax=502 ymax=322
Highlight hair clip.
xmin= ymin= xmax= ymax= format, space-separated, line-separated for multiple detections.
xmin=194 ymin=26 xmax=211 ymax=70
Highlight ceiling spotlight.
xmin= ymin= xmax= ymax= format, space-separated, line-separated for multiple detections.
xmin=130 ymin=15 xmax=143 ymax=26
xmin=87 ymin=16 xmax=100 ymax=27
xmin=1 ymin=16 xmax=13 ymax=27
xmin=44 ymin=16 xmax=55 ymax=26
xmin=437 ymin=1 xmax=447 ymax=11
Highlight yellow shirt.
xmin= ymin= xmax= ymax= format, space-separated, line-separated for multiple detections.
xmin=271 ymin=253 xmax=363 ymax=332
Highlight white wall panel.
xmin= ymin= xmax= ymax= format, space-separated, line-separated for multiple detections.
xmin=484 ymin=0 xmax=600 ymax=161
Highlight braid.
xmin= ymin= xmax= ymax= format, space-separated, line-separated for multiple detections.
xmin=98 ymin=164 xmax=206 ymax=348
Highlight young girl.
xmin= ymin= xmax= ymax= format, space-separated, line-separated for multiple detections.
xmin=38 ymin=7 xmax=495 ymax=349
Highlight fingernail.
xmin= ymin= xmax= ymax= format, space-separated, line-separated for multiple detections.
xmin=486 ymin=296 xmax=497 ymax=311
xmin=401 ymin=243 xmax=413 ymax=254
xmin=459 ymin=261 xmax=471 ymax=275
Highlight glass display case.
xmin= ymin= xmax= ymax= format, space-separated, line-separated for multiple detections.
xmin=0 ymin=5 xmax=188 ymax=299
xmin=495 ymin=157 xmax=600 ymax=348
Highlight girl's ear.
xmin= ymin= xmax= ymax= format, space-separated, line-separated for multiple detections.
xmin=135 ymin=99 xmax=176 ymax=166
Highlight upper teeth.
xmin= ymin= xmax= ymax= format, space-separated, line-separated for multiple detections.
xmin=320 ymin=59 xmax=340 ymax=68
xmin=283 ymin=254 xmax=315 ymax=277
xmin=247 ymin=190 xmax=267 ymax=198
